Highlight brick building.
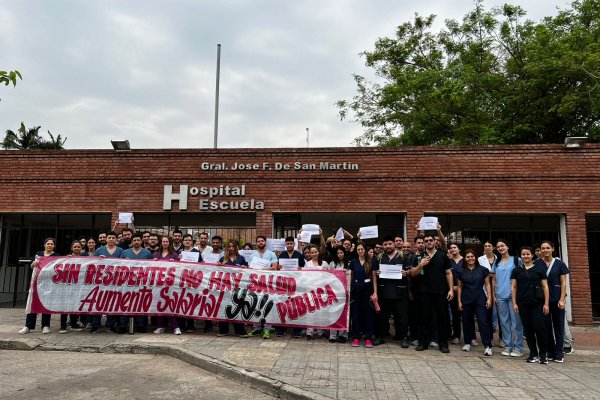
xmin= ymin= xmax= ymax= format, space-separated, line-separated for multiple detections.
xmin=1 ymin=144 xmax=598 ymax=325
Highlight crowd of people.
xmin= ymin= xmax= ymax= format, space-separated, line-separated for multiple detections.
xmin=18 ymin=223 xmax=573 ymax=364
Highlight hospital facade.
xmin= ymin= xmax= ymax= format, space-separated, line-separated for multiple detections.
xmin=0 ymin=144 xmax=598 ymax=325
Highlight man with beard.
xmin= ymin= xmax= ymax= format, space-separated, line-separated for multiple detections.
xmin=411 ymin=234 xmax=454 ymax=353
xmin=195 ymin=232 xmax=211 ymax=253
xmin=147 ymin=234 xmax=160 ymax=253
xmin=172 ymin=229 xmax=184 ymax=253
xmin=373 ymin=236 xmax=410 ymax=347
xmin=142 ymin=231 xmax=151 ymax=249
xmin=118 ymin=228 xmax=134 ymax=250
xmin=121 ymin=233 xmax=153 ymax=333
xmin=247 ymin=235 xmax=279 ymax=339
xmin=97 ymin=231 xmax=107 ymax=247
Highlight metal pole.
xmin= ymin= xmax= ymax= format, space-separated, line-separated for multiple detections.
xmin=214 ymin=44 xmax=221 ymax=149
xmin=306 ymin=128 xmax=309 ymax=148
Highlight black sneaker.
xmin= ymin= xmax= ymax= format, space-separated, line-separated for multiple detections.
xmin=401 ymin=338 xmax=409 ymax=348
xmin=90 ymin=327 xmax=99 ymax=334
xmin=372 ymin=338 xmax=385 ymax=346
xmin=526 ymin=356 xmax=540 ymax=363
xmin=539 ymin=357 xmax=548 ymax=364
xmin=554 ymin=356 xmax=564 ymax=363
xmin=440 ymin=346 xmax=450 ymax=354
xmin=563 ymin=346 xmax=574 ymax=354
xmin=415 ymin=344 xmax=428 ymax=351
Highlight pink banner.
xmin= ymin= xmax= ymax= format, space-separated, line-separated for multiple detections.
xmin=27 ymin=257 xmax=350 ymax=329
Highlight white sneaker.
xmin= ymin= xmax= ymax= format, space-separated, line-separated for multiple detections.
xmin=174 ymin=328 xmax=182 ymax=335
xmin=153 ymin=328 xmax=166 ymax=334
xmin=501 ymin=348 xmax=511 ymax=356
xmin=471 ymin=339 xmax=478 ymax=346
xmin=18 ymin=327 xmax=30 ymax=334
xmin=59 ymin=328 xmax=67 ymax=334
xmin=484 ymin=347 xmax=493 ymax=356
xmin=42 ymin=326 xmax=51 ymax=334
xmin=510 ymin=350 xmax=523 ymax=357
xmin=429 ymin=341 xmax=439 ymax=348
xmin=462 ymin=344 xmax=471 ymax=352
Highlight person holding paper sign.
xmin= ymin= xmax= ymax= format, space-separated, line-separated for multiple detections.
xmin=456 ymin=249 xmax=493 ymax=356
xmin=373 ymin=237 xmax=410 ymax=348
xmin=203 ymin=235 xmax=225 ymax=261
xmin=247 ymin=236 xmax=278 ymax=339
xmin=410 ymin=234 xmax=454 ymax=353
xmin=304 ymin=245 xmax=330 ymax=340
xmin=178 ymin=234 xmax=202 ymax=262
xmin=349 ymin=243 xmax=378 ymax=348
xmin=279 ymin=236 xmax=305 ymax=269
xmin=217 ymin=240 xmax=250 ymax=338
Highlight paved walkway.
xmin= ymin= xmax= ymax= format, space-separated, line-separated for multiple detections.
xmin=1 ymin=308 xmax=600 ymax=400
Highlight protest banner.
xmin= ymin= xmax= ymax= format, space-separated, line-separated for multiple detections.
xmin=27 ymin=257 xmax=349 ymax=329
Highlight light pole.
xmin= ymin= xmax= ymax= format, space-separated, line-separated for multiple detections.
xmin=214 ymin=44 xmax=221 ymax=149
xmin=306 ymin=127 xmax=309 ymax=148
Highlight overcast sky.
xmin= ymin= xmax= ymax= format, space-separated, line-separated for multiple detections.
xmin=0 ymin=0 xmax=570 ymax=149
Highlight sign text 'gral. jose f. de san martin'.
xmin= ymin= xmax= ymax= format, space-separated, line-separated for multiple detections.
xmin=200 ymin=161 xmax=359 ymax=171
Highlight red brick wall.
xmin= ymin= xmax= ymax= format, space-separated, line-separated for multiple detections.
xmin=1 ymin=144 xmax=598 ymax=325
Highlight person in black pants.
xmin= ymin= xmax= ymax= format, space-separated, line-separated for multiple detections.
xmin=18 ymin=238 xmax=60 ymax=335
xmin=511 ymin=246 xmax=550 ymax=364
xmin=410 ymin=234 xmax=454 ymax=353
xmin=535 ymin=240 xmax=569 ymax=363
xmin=457 ymin=249 xmax=493 ymax=355
xmin=374 ymin=236 xmax=411 ymax=347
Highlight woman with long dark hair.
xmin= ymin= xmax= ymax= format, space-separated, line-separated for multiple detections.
xmin=448 ymin=243 xmax=463 ymax=345
xmin=218 ymin=240 xmax=249 ymax=338
xmin=492 ymin=239 xmax=524 ymax=357
xmin=457 ymin=249 xmax=493 ymax=355
xmin=512 ymin=246 xmax=549 ymax=363
xmin=153 ymin=236 xmax=181 ymax=335
xmin=329 ymin=246 xmax=349 ymax=343
xmin=535 ymin=240 xmax=569 ymax=363
xmin=478 ymin=240 xmax=500 ymax=345
xmin=348 ymin=243 xmax=378 ymax=348
xmin=18 ymin=238 xmax=59 ymax=335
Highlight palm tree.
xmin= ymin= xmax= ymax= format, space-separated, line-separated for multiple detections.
xmin=38 ymin=131 xmax=67 ymax=149
xmin=2 ymin=123 xmax=66 ymax=150
xmin=2 ymin=123 xmax=43 ymax=149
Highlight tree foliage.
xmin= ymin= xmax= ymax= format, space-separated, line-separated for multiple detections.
xmin=2 ymin=123 xmax=67 ymax=150
xmin=338 ymin=0 xmax=600 ymax=146
xmin=0 ymin=70 xmax=22 ymax=101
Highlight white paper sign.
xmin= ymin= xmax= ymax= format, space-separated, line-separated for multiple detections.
xmin=180 ymin=251 xmax=200 ymax=263
xmin=379 ymin=264 xmax=404 ymax=280
xmin=118 ymin=212 xmax=133 ymax=223
xmin=239 ymin=250 xmax=255 ymax=262
xmin=249 ymin=257 xmax=271 ymax=270
xmin=359 ymin=225 xmax=379 ymax=239
xmin=202 ymin=252 xmax=221 ymax=264
xmin=302 ymin=224 xmax=320 ymax=234
xmin=279 ymin=258 xmax=299 ymax=271
xmin=299 ymin=231 xmax=314 ymax=243
xmin=419 ymin=216 xmax=438 ymax=230
xmin=335 ymin=228 xmax=344 ymax=242
xmin=266 ymin=238 xmax=286 ymax=252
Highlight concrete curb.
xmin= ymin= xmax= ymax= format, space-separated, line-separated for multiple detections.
xmin=0 ymin=336 xmax=42 ymax=350
xmin=2 ymin=338 xmax=331 ymax=400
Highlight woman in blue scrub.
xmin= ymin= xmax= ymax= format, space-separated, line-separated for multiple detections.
xmin=457 ymin=249 xmax=493 ymax=355
xmin=491 ymin=239 xmax=524 ymax=357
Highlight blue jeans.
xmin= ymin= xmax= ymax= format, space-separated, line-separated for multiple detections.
xmin=497 ymin=298 xmax=523 ymax=352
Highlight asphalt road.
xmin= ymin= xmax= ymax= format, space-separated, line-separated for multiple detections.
xmin=0 ymin=350 xmax=275 ymax=400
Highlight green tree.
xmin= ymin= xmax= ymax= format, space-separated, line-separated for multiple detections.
xmin=2 ymin=123 xmax=67 ymax=150
xmin=0 ymin=70 xmax=22 ymax=101
xmin=338 ymin=0 xmax=600 ymax=146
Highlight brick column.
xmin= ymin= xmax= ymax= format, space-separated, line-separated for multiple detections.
xmin=256 ymin=210 xmax=272 ymax=238
xmin=566 ymin=212 xmax=593 ymax=325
